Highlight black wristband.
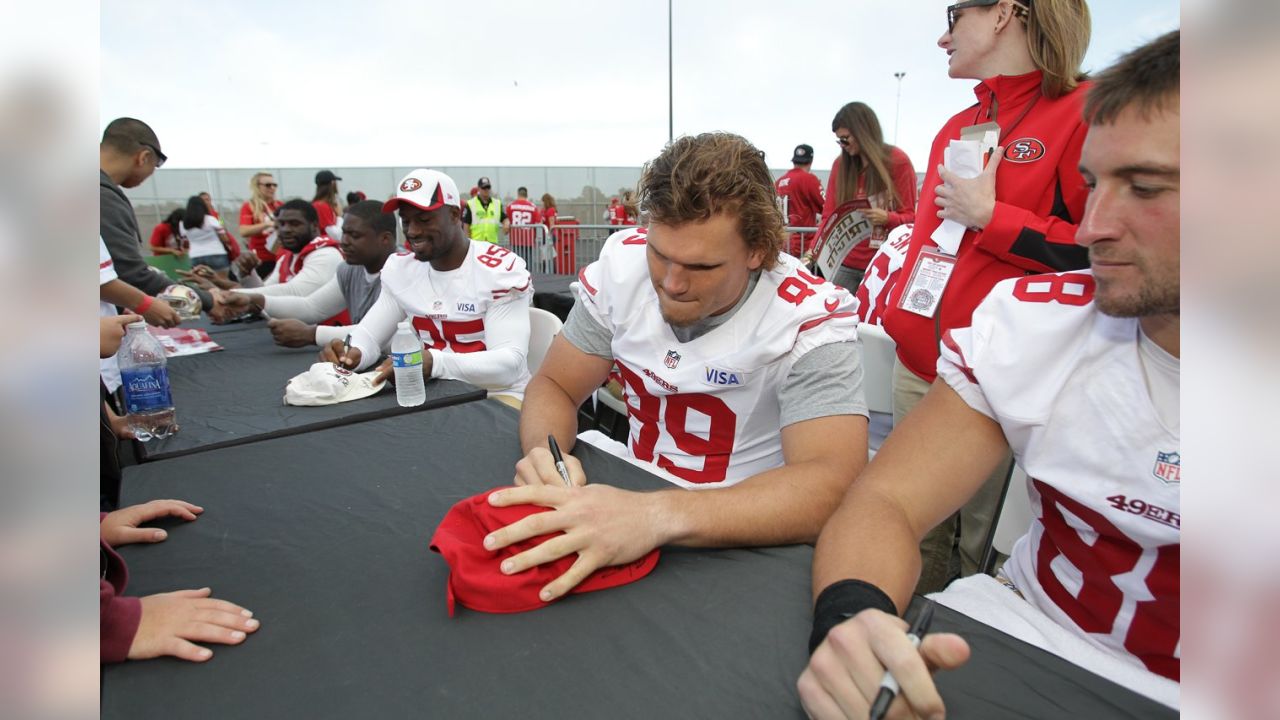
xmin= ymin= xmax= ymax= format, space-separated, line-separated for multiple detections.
xmin=808 ymin=579 xmax=898 ymax=654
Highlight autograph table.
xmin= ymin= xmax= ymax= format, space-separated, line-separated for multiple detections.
xmin=135 ymin=327 xmax=484 ymax=462
xmin=104 ymin=401 xmax=1174 ymax=719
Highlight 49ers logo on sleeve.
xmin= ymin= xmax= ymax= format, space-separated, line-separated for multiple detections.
xmin=400 ymin=178 xmax=422 ymax=192
xmin=1004 ymin=138 xmax=1046 ymax=163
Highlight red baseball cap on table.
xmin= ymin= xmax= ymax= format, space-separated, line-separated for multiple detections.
xmin=430 ymin=487 xmax=661 ymax=616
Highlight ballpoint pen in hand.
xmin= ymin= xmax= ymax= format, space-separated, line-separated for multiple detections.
xmin=869 ymin=599 xmax=936 ymax=720
xmin=547 ymin=434 xmax=573 ymax=487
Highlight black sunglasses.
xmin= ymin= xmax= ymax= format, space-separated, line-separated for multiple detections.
xmin=946 ymin=0 xmax=999 ymax=33
xmin=947 ymin=0 xmax=1029 ymax=33
xmin=141 ymin=141 xmax=167 ymax=168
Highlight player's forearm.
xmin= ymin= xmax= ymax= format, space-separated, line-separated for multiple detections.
xmin=428 ymin=347 xmax=524 ymax=391
xmin=518 ymin=373 xmax=583 ymax=456
xmin=647 ymin=456 xmax=852 ymax=550
xmin=810 ymin=482 xmax=924 ymax=613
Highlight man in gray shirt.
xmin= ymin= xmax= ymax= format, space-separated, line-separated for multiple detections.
xmin=220 ymin=200 xmax=397 ymax=350
xmin=99 ymin=117 xmax=221 ymax=322
xmin=483 ymin=132 xmax=869 ymax=604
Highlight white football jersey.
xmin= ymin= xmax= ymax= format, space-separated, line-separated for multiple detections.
xmin=853 ymin=223 xmax=911 ymax=326
xmin=575 ymin=230 xmax=860 ymax=488
xmin=938 ymin=270 xmax=1180 ymax=683
xmin=380 ymin=240 xmax=532 ymax=397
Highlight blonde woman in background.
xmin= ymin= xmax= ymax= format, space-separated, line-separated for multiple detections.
xmin=239 ymin=172 xmax=281 ymax=260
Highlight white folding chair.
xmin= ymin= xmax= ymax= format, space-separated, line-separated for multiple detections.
xmin=526 ymin=307 xmax=563 ymax=375
xmin=981 ymin=464 xmax=1033 ymax=575
xmin=857 ymin=322 xmax=896 ymax=415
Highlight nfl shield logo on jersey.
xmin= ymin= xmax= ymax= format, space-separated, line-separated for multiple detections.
xmin=1152 ymin=451 xmax=1180 ymax=484
xmin=664 ymin=350 xmax=681 ymax=369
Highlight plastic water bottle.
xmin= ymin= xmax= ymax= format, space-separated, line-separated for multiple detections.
xmin=118 ymin=321 xmax=176 ymax=441
xmin=390 ymin=321 xmax=426 ymax=407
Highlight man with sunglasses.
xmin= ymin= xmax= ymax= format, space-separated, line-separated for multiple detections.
xmin=99 ymin=117 xmax=225 ymax=324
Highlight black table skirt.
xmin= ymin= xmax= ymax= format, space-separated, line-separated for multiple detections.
xmin=104 ymin=401 xmax=1173 ymax=719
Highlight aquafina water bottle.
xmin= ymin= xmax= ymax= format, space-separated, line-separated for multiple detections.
xmin=118 ymin=321 xmax=176 ymax=441
xmin=390 ymin=321 xmax=426 ymax=407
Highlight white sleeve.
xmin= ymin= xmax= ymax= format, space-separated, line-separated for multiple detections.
xmin=315 ymin=324 xmax=348 ymax=349
xmin=251 ymin=248 xmax=341 ymax=298
xmin=99 ymin=237 xmax=117 ymax=285
xmin=428 ymin=293 xmax=531 ymax=389
xmin=256 ymin=275 xmax=346 ymax=323
xmin=348 ymin=289 xmax=406 ymax=370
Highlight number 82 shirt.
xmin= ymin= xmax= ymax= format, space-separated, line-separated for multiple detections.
xmin=938 ymin=270 xmax=1180 ymax=686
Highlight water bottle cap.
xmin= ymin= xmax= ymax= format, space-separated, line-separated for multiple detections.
xmin=127 ymin=320 xmax=147 ymax=330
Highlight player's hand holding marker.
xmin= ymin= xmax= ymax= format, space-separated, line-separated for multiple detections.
xmin=798 ymin=606 xmax=970 ymax=720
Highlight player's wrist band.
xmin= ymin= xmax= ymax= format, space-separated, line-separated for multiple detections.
xmin=134 ymin=295 xmax=154 ymax=314
xmin=809 ymin=579 xmax=898 ymax=654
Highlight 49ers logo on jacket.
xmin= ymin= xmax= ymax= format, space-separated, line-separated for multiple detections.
xmin=400 ymin=178 xmax=422 ymax=192
xmin=1004 ymin=138 xmax=1046 ymax=163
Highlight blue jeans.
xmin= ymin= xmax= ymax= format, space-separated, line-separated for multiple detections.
xmin=191 ymin=253 xmax=230 ymax=272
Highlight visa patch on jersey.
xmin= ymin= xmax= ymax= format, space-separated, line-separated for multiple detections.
xmin=1152 ymin=450 xmax=1180 ymax=484
xmin=456 ymin=302 xmax=477 ymax=313
xmin=702 ymin=367 xmax=747 ymax=387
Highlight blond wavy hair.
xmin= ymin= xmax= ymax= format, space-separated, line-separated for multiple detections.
xmin=638 ymin=133 xmax=784 ymax=270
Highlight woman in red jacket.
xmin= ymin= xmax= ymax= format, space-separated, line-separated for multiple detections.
xmin=819 ymin=101 xmax=917 ymax=292
xmin=882 ymin=0 xmax=1093 ymax=593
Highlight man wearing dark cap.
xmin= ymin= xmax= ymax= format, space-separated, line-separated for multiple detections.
xmin=313 ymin=169 xmax=343 ymax=241
xmin=99 ymin=117 xmax=222 ymax=324
xmin=462 ymin=176 xmax=508 ymax=244
xmin=775 ymin=143 xmax=825 ymax=257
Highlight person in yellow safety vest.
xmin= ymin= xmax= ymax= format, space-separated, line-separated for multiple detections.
xmin=462 ymin=176 xmax=509 ymax=244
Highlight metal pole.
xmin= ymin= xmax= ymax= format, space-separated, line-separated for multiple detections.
xmin=893 ymin=71 xmax=906 ymax=145
xmin=668 ymin=0 xmax=674 ymax=142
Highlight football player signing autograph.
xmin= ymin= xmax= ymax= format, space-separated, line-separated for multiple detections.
xmin=484 ymin=133 xmax=870 ymax=604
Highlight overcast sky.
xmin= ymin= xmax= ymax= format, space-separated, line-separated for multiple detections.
xmin=101 ymin=0 xmax=1179 ymax=172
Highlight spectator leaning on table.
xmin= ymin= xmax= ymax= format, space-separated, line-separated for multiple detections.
xmin=219 ymin=200 xmax=397 ymax=348
xmin=799 ymin=30 xmax=1181 ymax=717
xmin=99 ymin=117 xmax=220 ymax=322
xmin=100 ymin=499 xmax=261 ymax=664
xmin=321 ymin=169 xmax=533 ymax=404
xmin=462 ymin=176 xmax=508 ymax=244
xmin=490 ymin=132 xmax=867 ymax=604
xmin=883 ymin=0 xmax=1095 ymax=593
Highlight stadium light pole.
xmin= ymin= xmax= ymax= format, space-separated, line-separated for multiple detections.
xmin=668 ymin=0 xmax=674 ymax=142
xmin=893 ymin=71 xmax=906 ymax=145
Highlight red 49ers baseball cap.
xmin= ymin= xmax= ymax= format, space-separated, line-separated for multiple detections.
xmin=383 ymin=168 xmax=462 ymax=213
xmin=429 ymin=487 xmax=661 ymax=615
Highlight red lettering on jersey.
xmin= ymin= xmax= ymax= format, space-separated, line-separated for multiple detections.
xmin=1012 ymin=273 xmax=1095 ymax=306
xmin=614 ymin=359 xmax=738 ymax=484
xmin=477 ymin=244 xmax=512 ymax=269
xmin=1034 ymin=479 xmax=1180 ymax=680
xmin=411 ymin=316 xmax=487 ymax=353
xmin=621 ymin=233 xmax=647 ymax=245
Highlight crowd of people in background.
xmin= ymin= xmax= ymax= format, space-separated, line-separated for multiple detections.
xmin=98 ymin=4 xmax=1181 ymax=717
